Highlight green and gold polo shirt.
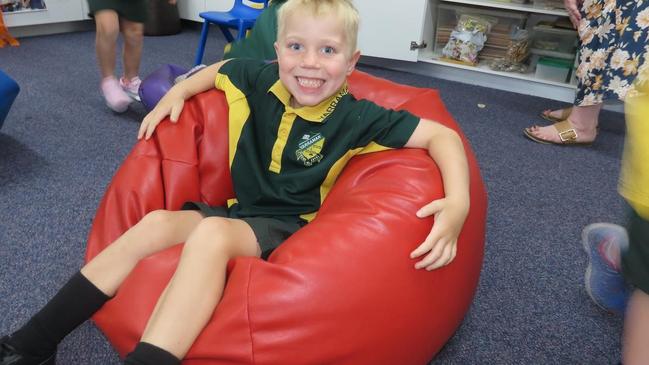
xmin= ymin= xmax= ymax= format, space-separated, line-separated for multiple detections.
xmin=216 ymin=59 xmax=420 ymax=224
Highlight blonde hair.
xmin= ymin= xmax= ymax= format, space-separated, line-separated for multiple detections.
xmin=277 ymin=0 xmax=360 ymax=56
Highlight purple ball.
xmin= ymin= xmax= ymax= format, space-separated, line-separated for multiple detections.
xmin=139 ymin=64 xmax=188 ymax=112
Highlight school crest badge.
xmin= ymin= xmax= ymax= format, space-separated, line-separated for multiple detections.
xmin=296 ymin=132 xmax=325 ymax=167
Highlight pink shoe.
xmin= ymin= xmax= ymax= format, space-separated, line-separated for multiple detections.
xmin=101 ymin=76 xmax=131 ymax=113
xmin=119 ymin=76 xmax=142 ymax=101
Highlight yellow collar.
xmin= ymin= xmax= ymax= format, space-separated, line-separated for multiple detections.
xmin=268 ymin=80 xmax=348 ymax=122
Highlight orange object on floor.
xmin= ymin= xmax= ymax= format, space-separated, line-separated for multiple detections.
xmin=0 ymin=9 xmax=20 ymax=47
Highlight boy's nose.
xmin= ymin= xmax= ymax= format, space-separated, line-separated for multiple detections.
xmin=301 ymin=50 xmax=320 ymax=68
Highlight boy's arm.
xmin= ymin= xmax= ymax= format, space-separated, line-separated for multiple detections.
xmin=404 ymin=118 xmax=470 ymax=271
xmin=138 ymin=60 xmax=231 ymax=140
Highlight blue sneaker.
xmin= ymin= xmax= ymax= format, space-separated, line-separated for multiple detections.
xmin=582 ymin=223 xmax=630 ymax=315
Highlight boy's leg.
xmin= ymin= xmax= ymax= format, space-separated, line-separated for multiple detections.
xmin=125 ymin=216 xmax=260 ymax=362
xmin=81 ymin=210 xmax=203 ymax=296
xmin=1 ymin=210 xmax=202 ymax=364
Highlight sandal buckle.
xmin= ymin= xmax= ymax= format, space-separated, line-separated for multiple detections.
xmin=558 ymin=128 xmax=577 ymax=142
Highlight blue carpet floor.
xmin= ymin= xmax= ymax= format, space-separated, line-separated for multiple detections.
xmin=0 ymin=24 xmax=627 ymax=364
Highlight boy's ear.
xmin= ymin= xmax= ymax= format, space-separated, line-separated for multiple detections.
xmin=274 ymin=41 xmax=279 ymax=55
xmin=347 ymin=50 xmax=361 ymax=75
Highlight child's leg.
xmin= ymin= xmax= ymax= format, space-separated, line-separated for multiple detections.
xmin=622 ymin=289 xmax=649 ymax=365
xmin=2 ymin=210 xmax=202 ymax=361
xmin=129 ymin=217 xmax=260 ymax=361
xmin=82 ymin=209 xmax=203 ymax=296
xmin=94 ymin=9 xmax=132 ymax=112
xmin=119 ymin=18 xmax=144 ymax=81
xmin=93 ymin=10 xmax=120 ymax=79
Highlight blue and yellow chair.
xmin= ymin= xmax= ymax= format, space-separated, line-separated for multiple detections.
xmin=194 ymin=0 xmax=269 ymax=66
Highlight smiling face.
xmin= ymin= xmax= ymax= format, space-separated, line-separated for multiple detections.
xmin=274 ymin=9 xmax=360 ymax=108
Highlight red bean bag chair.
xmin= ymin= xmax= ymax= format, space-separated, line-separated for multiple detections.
xmin=85 ymin=70 xmax=487 ymax=365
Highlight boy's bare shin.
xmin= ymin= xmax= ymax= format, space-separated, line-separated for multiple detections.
xmin=140 ymin=217 xmax=259 ymax=359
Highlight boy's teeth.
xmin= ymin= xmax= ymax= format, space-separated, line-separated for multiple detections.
xmin=297 ymin=77 xmax=323 ymax=88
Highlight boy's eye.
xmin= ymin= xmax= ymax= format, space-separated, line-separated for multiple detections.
xmin=321 ymin=46 xmax=335 ymax=54
xmin=289 ymin=43 xmax=302 ymax=51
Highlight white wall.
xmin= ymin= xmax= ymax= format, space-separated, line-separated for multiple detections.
xmin=178 ymin=0 xmax=233 ymax=21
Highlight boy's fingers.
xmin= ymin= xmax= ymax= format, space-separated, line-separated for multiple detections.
xmin=414 ymin=238 xmax=446 ymax=269
xmin=137 ymin=118 xmax=150 ymax=140
xmin=145 ymin=121 xmax=158 ymax=140
xmin=414 ymin=248 xmax=440 ymax=269
xmin=410 ymin=231 xmax=438 ymax=258
xmin=417 ymin=200 xmax=443 ymax=218
xmin=137 ymin=123 xmax=145 ymax=139
xmin=426 ymin=242 xmax=456 ymax=271
xmin=410 ymin=243 xmax=428 ymax=259
xmin=169 ymin=103 xmax=183 ymax=122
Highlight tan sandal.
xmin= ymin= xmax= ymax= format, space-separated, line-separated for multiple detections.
xmin=523 ymin=120 xmax=594 ymax=146
xmin=540 ymin=107 xmax=572 ymax=123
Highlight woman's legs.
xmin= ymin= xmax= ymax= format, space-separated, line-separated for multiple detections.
xmin=526 ymin=103 xmax=602 ymax=143
xmin=136 ymin=217 xmax=260 ymax=360
xmin=81 ymin=209 xmax=204 ymax=296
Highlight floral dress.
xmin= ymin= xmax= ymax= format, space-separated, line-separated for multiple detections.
xmin=575 ymin=0 xmax=649 ymax=105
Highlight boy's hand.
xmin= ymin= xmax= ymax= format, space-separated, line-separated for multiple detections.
xmin=410 ymin=196 xmax=469 ymax=271
xmin=137 ymin=89 xmax=185 ymax=140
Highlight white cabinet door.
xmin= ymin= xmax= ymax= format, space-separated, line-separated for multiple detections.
xmin=354 ymin=0 xmax=428 ymax=62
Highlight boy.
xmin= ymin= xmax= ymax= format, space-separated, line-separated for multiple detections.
xmin=583 ymin=67 xmax=649 ymax=365
xmin=0 ymin=0 xmax=470 ymax=364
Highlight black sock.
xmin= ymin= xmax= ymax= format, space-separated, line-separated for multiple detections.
xmin=123 ymin=342 xmax=180 ymax=365
xmin=8 ymin=271 xmax=110 ymax=356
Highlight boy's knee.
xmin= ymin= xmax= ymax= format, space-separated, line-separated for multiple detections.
xmin=140 ymin=209 xmax=175 ymax=227
xmin=185 ymin=217 xmax=240 ymax=256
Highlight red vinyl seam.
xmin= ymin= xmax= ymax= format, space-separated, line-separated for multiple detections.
xmin=245 ymin=261 xmax=256 ymax=364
